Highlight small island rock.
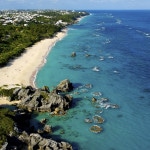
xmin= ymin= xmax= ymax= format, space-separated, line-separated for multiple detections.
xmin=56 ymin=79 xmax=73 ymax=92
xmin=71 ymin=52 xmax=76 ymax=57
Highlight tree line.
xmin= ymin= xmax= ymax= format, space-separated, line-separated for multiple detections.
xmin=0 ymin=10 xmax=89 ymax=66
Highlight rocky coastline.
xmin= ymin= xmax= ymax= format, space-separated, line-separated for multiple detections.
xmin=0 ymin=79 xmax=74 ymax=150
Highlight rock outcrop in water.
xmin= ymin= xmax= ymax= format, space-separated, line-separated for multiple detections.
xmin=11 ymin=80 xmax=73 ymax=113
xmin=71 ymin=52 xmax=76 ymax=57
xmin=90 ymin=125 xmax=103 ymax=133
xmin=56 ymin=79 xmax=74 ymax=93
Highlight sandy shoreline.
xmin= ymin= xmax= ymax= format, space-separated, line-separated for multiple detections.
xmin=0 ymin=29 xmax=67 ymax=105
xmin=0 ymin=96 xmax=20 ymax=105
xmin=0 ymin=29 xmax=67 ymax=88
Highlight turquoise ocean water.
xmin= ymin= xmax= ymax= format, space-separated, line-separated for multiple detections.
xmin=34 ymin=10 xmax=150 ymax=150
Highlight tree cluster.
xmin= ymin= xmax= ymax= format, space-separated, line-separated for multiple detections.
xmin=0 ymin=10 xmax=88 ymax=66
xmin=0 ymin=108 xmax=15 ymax=147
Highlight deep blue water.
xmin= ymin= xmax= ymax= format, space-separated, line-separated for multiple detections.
xmin=34 ymin=10 xmax=150 ymax=150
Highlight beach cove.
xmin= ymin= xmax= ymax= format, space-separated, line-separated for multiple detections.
xmin=0 ymin=30 xmax=69 ymax=110
xmin=0 ymin=29 xmax=67 ymax=88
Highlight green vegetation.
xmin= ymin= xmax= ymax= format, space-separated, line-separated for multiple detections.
xmin=0 ymin=108 xmax=15 ymax=147
xmin=0 ymin=10 xmax=89 ymax=66
xmin=40 ymin=91 xmax=49 ymax=100
xmin=0 ymin=88 xmax=14 ymax=98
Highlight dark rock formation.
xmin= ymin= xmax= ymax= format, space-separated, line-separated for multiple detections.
xmin=43 ymin=125 xmax=52 ymax=133
xmin=92 ymin=97 xmax=97 ymax=103
xmin=11 ymin=84 xmax=72 ymax=112
xmin=19 ymin=131 xmax=73 ymax=150
xmin=1 ymin=81 xmax=74 ymax=149
xmin=2 ymin=96 xmax=73 ymax=150
xmin=71 ymin=52 xmax=76 ymax=57
xmin=56 ymin=79 xmax=73 ymax=92
xmin=11 ymin=84 xmax=72 ymax=113
xmin=40 ymin=118 xmax=47 ymax=124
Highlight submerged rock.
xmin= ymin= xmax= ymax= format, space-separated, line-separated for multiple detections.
xmin=43 ymin=125 xmax=52 ymax=133
xmin=84 ymin=118 xmax=93 ymax=123
xmin=90 ymin=125 xmax=103 ymax=133
xmin=110 ymin=104 xmax=119 ymax=109
xmin=85 ymin=53 xmax=91 ymax=57
xmin=60 ymin=129 xmax=65 ymax=134
xmin=100 ymin=97 xmax=109 ymax=102
xmin=92 ymin=97 xmax=97 ymax=103
xmin=93 ymin=115 xmax=104 ymax=124
xmin=37 ymin=129 xmax=44 ymax=134
xmin=71 ymin=52 xmax=76 ymax=57
xmin=84 ymin=84 xmax=92 ymax=89
xmin=92 ymin=91 xmax=102 ymax=97
xmin=52 ymin=107 xmax=66 ymax=115
xmin=40 ymin=118 xmax=47 ymax=124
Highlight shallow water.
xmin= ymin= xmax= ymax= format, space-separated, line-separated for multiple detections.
xmin=34 ymin=10 xmax=150 ymax=150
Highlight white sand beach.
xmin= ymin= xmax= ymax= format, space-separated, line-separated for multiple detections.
xmin=0 ymin=30 xmax=67 ymax=105
xmin=0 ymin=96 xmax=20 ymax=105
xmin=0 ymin=29 xmax=67 ymax=88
